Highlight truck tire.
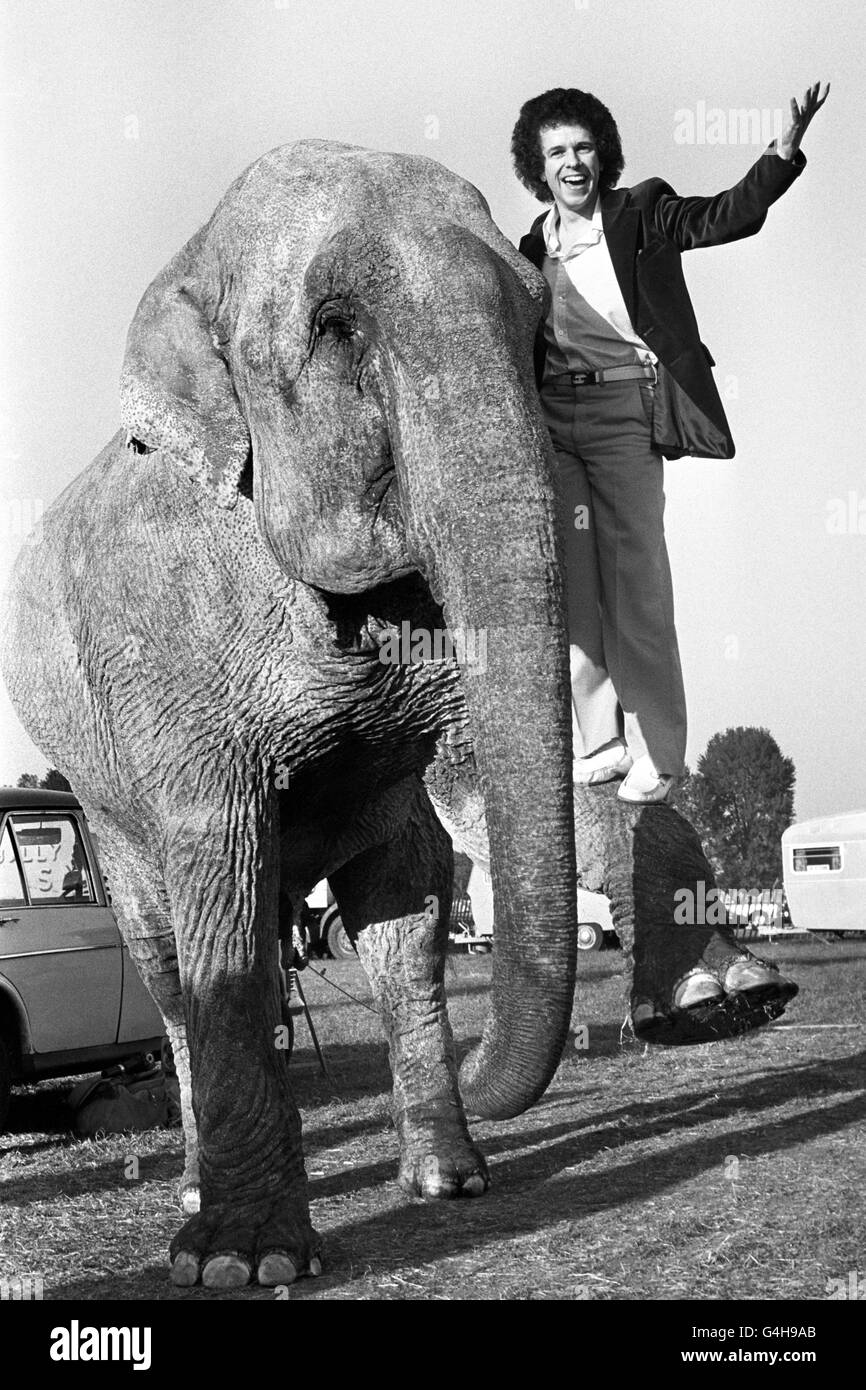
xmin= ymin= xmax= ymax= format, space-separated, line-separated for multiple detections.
xmin=322 ymin=906 xmax=357 ymax=960
xmin=577 ymin=921 xmax=604 ymax=952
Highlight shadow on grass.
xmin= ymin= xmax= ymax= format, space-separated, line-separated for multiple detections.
xmin=299 ymin=1044 xmax=866 ymax=1202
xmin=306 ymin=954 xmax=627 ymax=1012
xmin=31 ymin=1045 xmax=866 ymax=1299
xmin=293 ymin=1048 xmax=866 ymax=1295
xmin=7 ymin=1025 xmax=860 ymax=1193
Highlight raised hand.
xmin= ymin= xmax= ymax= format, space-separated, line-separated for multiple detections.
xmin=777 ymin=81 xmax=830 ymax=159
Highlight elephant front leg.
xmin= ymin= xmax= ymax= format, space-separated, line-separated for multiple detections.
xmin=82 ymin=814 xmax=202 ymax=1210
xmin=331 ymin=781 xmax=488 ymax=1200
xmin=162 ymin=808 xmax=320 ymax=1289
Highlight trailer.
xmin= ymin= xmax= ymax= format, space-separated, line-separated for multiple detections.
xmin=782 ymin=810 xmax=866 ymax=937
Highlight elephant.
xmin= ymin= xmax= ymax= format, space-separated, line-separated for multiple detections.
xmin=2 ymin=139 xmax=796 ymax=1290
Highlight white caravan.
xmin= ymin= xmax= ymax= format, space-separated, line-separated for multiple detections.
xmin=782 ymin=810 xmax=866 ymax=936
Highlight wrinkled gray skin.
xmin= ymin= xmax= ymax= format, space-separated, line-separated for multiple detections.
xmin=2 ymin=141 xmax=791 ymax=1291
xmin=3 ymin=142 xmax=577 ymax=1288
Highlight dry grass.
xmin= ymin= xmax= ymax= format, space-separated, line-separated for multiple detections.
xmin=2 ymin=939 xmax=865 ymax=1301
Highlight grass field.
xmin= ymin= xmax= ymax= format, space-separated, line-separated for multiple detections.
xmin=2 ymin=938 xmax=865 ymax=1301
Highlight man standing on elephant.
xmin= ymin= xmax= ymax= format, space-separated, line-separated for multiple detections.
xmin=512 ymin=82 xmax=828 ymax=803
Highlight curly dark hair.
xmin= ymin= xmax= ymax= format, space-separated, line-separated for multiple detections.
xmin=511 ymin=88 xmax=624 ymax=202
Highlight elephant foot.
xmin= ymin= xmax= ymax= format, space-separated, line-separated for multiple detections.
xmin=397 ymin=1105 xmax=489 ymax=1199
xmin=631 ymin=959 xmax=798 ymax=1045
xmin=169 ymin=1196 xmax=322 ymax=1289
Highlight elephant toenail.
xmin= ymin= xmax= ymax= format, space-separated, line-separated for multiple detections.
xmin=169 ymin=1251 xmax=201 ymax=1287
xmin=422 ymin=1178 xmax=457 ymax=1200
xmin=257 ymin=1252 xmax=299 ymax=1286
xmin=309 ymin=1256 xmax=323 ymax=1277
xmin=463 ymin=1174 xmax=487 ymax=1196
xmin=674 ymin=972 xmax=725 ymax=1010
xmin=201 ymin=1254 xmax=253 ymax=1289
xmin=723 ymin=961 xmax=781 ymax=995
xmin=631 ymin=1002 xmax=663 ymax=1029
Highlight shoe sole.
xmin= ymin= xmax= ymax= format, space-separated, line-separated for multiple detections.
xmin=574 ymin=765 xmax=632 ymax=786
xmin=617 ymin=782 xmax=674 ymax=804
xmin=573 ymin=757 xmax=632 ymax=786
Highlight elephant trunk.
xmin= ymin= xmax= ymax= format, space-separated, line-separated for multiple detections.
xmin=395 ymin=357 xmax=578 ymax=1120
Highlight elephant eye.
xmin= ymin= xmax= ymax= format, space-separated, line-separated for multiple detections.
xmin=314 ymin=298 xmax=356 ymax=341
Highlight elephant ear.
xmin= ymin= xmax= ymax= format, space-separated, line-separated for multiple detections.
xmin=119 ymin=242 xmax=250 ymax=509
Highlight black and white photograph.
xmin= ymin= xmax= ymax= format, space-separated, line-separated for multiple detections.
xmin=0 ymin=0 xmax=862 ymax=1342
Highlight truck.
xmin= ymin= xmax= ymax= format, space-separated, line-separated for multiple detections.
xmin=0 ymin=787 xmax=165 ymax=1131
xmin=299 ymin=872 xmax=617 ymax=954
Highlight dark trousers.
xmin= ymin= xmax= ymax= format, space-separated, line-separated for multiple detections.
xmin=540 ymin=375 xmax=687 ymax=775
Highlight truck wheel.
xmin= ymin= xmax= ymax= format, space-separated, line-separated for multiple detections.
xmin=577 ymin=921 xmax=604 ymax=952
xmin=0 ymin=1036 xmax=11 ymax=1133
xmin=322 ymin=907 xmax=357 ymax=960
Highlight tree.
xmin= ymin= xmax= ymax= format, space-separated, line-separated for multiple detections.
xmin=674 ymin=728 xmax=795 ymax=887
xmin=16 ymin=768 xmax=73 ymax=793
xmin=41 ymin=768 xmax=73 ymax=792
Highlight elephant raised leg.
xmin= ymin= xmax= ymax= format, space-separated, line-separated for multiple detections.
xmin=426 ymin=754 xmax=798 ymax=1045
xmin=330 ymin=778 xmax=488 ymax=1199
xmin=573 ymin=784 xmax=798 ymax=1042
xmin=156 ymin=796 xmax=320 ymax=1289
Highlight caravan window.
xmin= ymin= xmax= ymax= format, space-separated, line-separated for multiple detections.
xmin=792 ymin=846 xmax=842 ymax=873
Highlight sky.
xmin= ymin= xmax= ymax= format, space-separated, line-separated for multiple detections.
xmin=0 ymin=0 xmax=863 ymax=822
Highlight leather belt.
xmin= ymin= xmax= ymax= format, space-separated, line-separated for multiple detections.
xmin=559 ymin=363 xmax=658 ymax=387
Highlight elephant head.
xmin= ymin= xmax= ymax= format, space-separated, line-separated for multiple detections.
xmin=120 ymin=140 xmax=577 ymax=1120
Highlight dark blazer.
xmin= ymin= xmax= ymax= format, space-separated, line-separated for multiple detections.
xmin=519 ymin=146 xmax=806 ymax=458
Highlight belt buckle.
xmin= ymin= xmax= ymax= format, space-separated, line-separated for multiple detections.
xmin=644 ymin=361 xmax=658 ymax=387
xmin=571 ymin=370 xmax=594 ymax=386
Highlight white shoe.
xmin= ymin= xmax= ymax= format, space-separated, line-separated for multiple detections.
xmin=617 ymin=756 xmax=675 ymax=804
xmin=573 ymin=739 xmax=633 ymax=786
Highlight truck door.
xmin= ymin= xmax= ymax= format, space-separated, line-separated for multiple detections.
xmin=0 ymin=812 xmax=122 ymax=1054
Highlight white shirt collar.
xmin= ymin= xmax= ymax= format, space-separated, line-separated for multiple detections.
xmin=542 ymin=196 xmax=604 ymax=259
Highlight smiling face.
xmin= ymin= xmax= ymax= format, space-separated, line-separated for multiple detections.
xmin=540 ymin=122 xmax=601 ymax=220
